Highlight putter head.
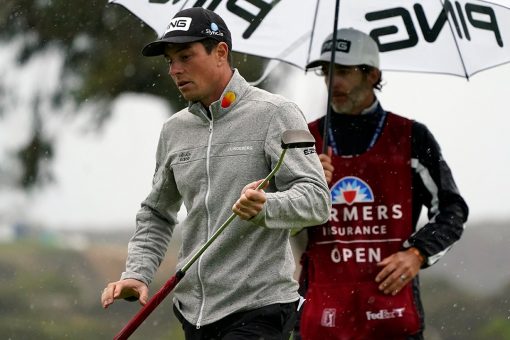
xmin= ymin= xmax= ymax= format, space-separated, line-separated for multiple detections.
xmin=281 ymin=129 xmax=315 ymax=149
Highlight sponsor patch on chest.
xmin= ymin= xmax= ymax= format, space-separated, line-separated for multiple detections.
xmin=178 ymin=151 xmax=192 ymax=162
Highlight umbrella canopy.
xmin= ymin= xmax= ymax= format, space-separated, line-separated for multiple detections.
xmin=483 ymin=0 xmax=510 ymax=8
xmin=109 ymin=0 xmax=510 ymax=78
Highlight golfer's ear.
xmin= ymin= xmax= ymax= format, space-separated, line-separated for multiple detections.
xmin=367 ymin=68 xmax=381 ymax=86
xmin=216 ymin=42 xmax=229 ymax=64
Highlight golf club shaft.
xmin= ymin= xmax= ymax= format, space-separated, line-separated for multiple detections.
xmin=113 ymin=148 xmax=287 ymax=339
xmin=181 ymin=148 xmax=287 ymax=272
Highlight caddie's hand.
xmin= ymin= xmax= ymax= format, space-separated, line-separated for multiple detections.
xmin=232 ymin=179 xmax=268 ymax=220
xmin=374 ymin=248 xmax=424 ymax=296
xmin=101 ymin=278 xmax=149 ymax=309
xmin=319 ymin=147 xmax=334 ymax=184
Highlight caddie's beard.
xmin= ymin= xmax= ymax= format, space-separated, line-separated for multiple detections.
xmin=331 ymin=82 xmax=371 ymax=115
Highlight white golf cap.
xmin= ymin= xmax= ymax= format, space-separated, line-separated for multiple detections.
xmin=306 ymin=28 xmax=380 ymax=69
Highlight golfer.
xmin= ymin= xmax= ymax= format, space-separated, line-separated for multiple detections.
xmin=101 ymin=7 xmax=331 ymax=339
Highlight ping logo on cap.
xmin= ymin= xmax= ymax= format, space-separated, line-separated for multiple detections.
xmin=165 ymin=17 xmax=192 ymax=34
xmin=321 ymin=39 xmax=351 ymax=54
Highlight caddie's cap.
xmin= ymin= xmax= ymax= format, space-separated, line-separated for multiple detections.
xmin=306 ymin=28 xmax=380 ymax=69
xmin=142 ymin=7 xmax=232 ymax=57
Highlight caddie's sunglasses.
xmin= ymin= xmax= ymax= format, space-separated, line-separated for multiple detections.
xmin=314 ymin=65 xmax=367 ymax=77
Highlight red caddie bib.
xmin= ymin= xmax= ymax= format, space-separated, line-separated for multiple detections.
xmin=300 ymin=113 xmax=421 ymax=339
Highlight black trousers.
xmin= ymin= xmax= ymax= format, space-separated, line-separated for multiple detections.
xmin=174 ymin=301 xmax=298 ymax=340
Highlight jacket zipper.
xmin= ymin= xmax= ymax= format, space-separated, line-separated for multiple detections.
xmin=196 ymin=116 xmax=214 ymax=329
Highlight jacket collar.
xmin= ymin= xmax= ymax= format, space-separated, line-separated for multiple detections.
xmin=360 ymin=97 xmax=380 ymax=115
xmin=188 ymin=69 xmax=250 ymax=120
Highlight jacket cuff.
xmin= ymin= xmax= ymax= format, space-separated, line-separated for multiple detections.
xmin=120 ymin=271 xmax=150 ymax=286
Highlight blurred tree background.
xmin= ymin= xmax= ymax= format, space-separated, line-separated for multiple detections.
xmin=0 ymin=0 xmax=271 ymax=189
xmin=1 ymin=229 xmax=510 ymax=340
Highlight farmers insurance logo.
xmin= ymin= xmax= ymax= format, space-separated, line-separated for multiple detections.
xmin=331 ymin=176 xmax=374 ymax=205
xmin=164 ymin=17 xmax=192 ymax=34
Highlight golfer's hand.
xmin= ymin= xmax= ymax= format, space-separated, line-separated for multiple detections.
xmin=319 ymin=148 xmax=334 ymax=184
xmin=232 ymin=179 xmax=267 ymax=220
xmin=375 ymin=248 xmax=424 ymax=295
xmin=101 ymin=279 xmax=149 ymax=309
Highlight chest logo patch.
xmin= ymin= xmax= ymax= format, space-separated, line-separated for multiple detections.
xmin=331 ymin=176 xmax=374 ymax=205
xmin=178 ymin=151 xmax=191 ymax=162
xmin=221 ymin=91 xmax=236 ymax=108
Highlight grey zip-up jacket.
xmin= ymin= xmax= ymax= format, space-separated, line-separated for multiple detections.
xmin=121 ymin=70 xmax=331 ymax=327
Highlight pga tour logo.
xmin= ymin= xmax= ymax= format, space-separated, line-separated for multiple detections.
xmin=165 ymin=17 xmax=192 ymax=34
xmin=321 ymin=308 xmax=336 ymax=327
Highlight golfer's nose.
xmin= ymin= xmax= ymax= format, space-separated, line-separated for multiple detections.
xmin=329 ymin=72 xmax=350 ymax=88
xmin=168 ymin=61 xmax=183 ymax=76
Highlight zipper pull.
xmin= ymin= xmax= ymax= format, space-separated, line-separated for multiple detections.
xmin=209 ymin=120 xmax=213 ymax=132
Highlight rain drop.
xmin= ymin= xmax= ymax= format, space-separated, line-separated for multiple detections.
xmin=124 ymin=64 xmax=135 ymax=78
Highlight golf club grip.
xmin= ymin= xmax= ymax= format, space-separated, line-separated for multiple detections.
xmin=113 ymin=270 xmax=185 ymax=340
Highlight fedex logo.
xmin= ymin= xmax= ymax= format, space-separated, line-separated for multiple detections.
xmin=366 ymin=308 xmax=406 ymax=320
